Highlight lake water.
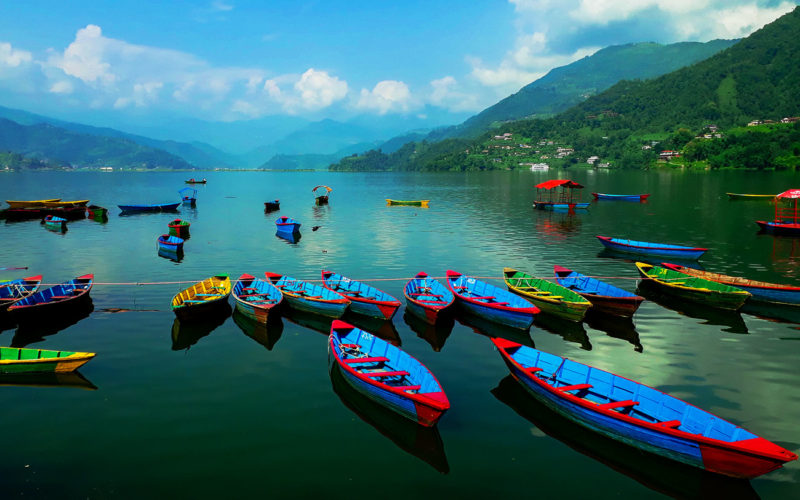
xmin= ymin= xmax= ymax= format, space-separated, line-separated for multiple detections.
xmin=1 ymin=169 xmax=799 ymax=498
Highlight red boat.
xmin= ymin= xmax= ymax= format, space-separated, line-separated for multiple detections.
xmin=756 ymin=189 xmax=800 ymax=235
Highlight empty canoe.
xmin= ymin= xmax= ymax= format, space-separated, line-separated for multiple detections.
xmin=492 ymin=338 xmax=797 ymax=478
xmin=597 ymin=236 xmax=708 ymax=260
xmin=0 ymin=347 xmax=95 ymax=374
xmin=329 ymin=320 xmax=449 ymax=427
xmin=5 ymin=199 xmax=60 ymax=209
xmin=592 ymin=193 xmax=650 ymax=201
xmin=264 ymin=200 xmax=280 ymax=212
xmin=41 ymin=200 xmax=90 ymax=208
xmin=553 ymin=265 xmax=644 ymax=317
xmin=168 ymin=219 xmax=190 ymax=237
xmin=171 ymin=274 xmax=231 ymax=320
xmin=0 ymin=275 xmax=43 ymax=312
xmin=43 ymin=215 xmax=67 ymax=231
xmin=275 ymin=216 xmax=301 ymax=233
xmin=8 ymin=274 xmax=93 ymax=319
xmin=157 ymin=234 xmax=184 ymax=253
xmin=265 ymin=272 xmax=349 ymax=318
xmin=386 ymin=199 xmax=430 ymax=207
xmin=118 ymin=202 xmax=180 ymax=213
xmin=446 ymin=270 xmax=538 ymax=329
xmin=635 ymin=262 xmax=749 ymax=310
xmin=403 ymin=272 xmax=454 ymax=324
xmin=755 ymin=220 xmax=800 ymax=236
xmin=232 ymin=273 xmax=283 ymax=323
xmin=503 ymin=267 xmax=591 ymax=322
xmin=321 ymin=270 xmax=401 ymax=320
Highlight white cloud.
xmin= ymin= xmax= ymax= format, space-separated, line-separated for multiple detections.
xmin=49 ymin=80 xmax=74 ymax=94
xmin=211 ymin=1 xmax=234 ymax=12
xmin=0 ymin=42 xmax=32 ymax=67
xmin=53 ymin=25 xmax=116 ymax=85
xmin=355 ymin=80 xmax=412 ymax=114
xmin=429 ymin=76 xmax=481 ymax=112
xmin=293 ymin=68 xmax=348 ymax=111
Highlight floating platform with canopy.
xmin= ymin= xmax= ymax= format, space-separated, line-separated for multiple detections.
xmin=756 ymin=189 xmax=800 ymax=236
xmin=313 ymin=185 xmax=332 ymax=205
xmin=533 ymin=179 xmax=589 ymax=210
xmin=179 ymin=187 xmax=197 ymax=207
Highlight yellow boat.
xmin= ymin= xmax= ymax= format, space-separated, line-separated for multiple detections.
xmin=386 ymin=199 xmax=430 ymax=207
xmin=171 ymin=274 xmax=231 ymax=321
xmin=0 ymin=347 xmax=95 ymax=374
xmin=5 ymin=199 xmax=61 ymax=209
xmin=41 ymin=199 xmax=90 ymax=208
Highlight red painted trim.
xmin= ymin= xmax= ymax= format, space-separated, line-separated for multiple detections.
xmin=321 ymin=270 xmax=401 ymax=310
xmin=264 ymin=272 xmax=349 ymax=305
xmin=445 ymin=270 xmax=539 ymax=315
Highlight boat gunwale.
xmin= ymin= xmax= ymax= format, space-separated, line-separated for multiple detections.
xmin=321 ymin=270 xmax=401 ymax=308
xmin=445 ymin=270 xmax=539 ymax=315
xmin=403 ymin=272 xmax=454 ymax=312
xmin=232 ymin=273 xmax=283 ymax=311
xmin=264 ymin=272 xmax=349 ymax=305
xmin=597 ymin=236 xmax=707 ymax=252
xmin=7 ymin=274 xmax=94 ymax=312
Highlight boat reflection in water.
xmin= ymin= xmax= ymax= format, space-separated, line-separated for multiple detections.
xmin=741 ymin=301 xmax=800 ymax=325
xmin=534 ymin=314 xmax=592 ymax=351
xmin=636 ymin=281 xmax=749 ymax=334
xmin=282 ymin=307 xmax=333 ymax=336
xmin=329 ymin=362 xmax=449 ymax=474
xmin=597 ymin=249 xmax=706 ymax=269
xmin=157 ymin=247 xmax=184 ymax=262
xmin=171 ymin=302 xmax=231 ymax=351
xmin=342 ymin=312 xmax=401 ymax=346
xmin=403 ymin=311 xmax=454 ymax=352
xmin=232 ymin=309 xmax=284 ymax=350
xmin=0 ymin=371 xmax=97 ymax=391
xmin=275 ymin=230 xmax=301 ymax=245
xmin=456 ymin=310 xmax=534 ymax=347
xmin=491 ymin=376 xmax=758 ymax=500
xmin=584 ymin=311 xmax=643 ymax=352
xmin=10 ymin=299 xmax=94 ymax=348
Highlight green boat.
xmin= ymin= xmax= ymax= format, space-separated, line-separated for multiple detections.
xmin=386 ymin=199 xmax=429 ymax=207
xmin=0 ymin=347 xmax=96 ymax=374
xmin=503 ymin=267 xmax=592 ymax=322
xmin=634 ymin=262 xmax=750 ymax=310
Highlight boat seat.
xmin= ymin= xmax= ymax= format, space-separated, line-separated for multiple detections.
xmin=364 ymin=370 xmax=409 ymax=378
xmin=343 ymin=356 xmax=389 ymax=364
xmin=394 ymin=385 xmax=422 ymax=391
xmin=491 ymin=301 xmax=510 ymax=306
xmin=658 ymin=420 xmax=682 ymax=428
xmin=417 ymin=299 xmax=448 ymax=304
xmin=182 ymin=299 xmax=207 ymax=303
xmin=237 ymin=293 xmax=265 ymax=297
xmin=596 ymin=400 xmax=639 ymax=411
xmin=556 ymin=383 xmax=593 ymax=392
xmin=195 ymin=293 xmax=221 ymax=297
xmin=470 ymin=295 xmax=496 ymax=300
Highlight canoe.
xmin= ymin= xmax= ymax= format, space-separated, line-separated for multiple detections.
xmin=2 ymin=206 xmax=86 ymax=221
xmin=727 ymin=193 xmax=776 ymax=200
xmin=0 ymin=347 xmax=95 ymax=374
xmin=168 ymin=219 xmax=190 ymax=237
xmin=0 ymin=275 xmax=43 ymax=312
xmin=41 ymin=200 xmax=89 ymax=208
xmin=403 ymin=272 xmax=454 ymax=324
xmin=635 ymin=262 xmax=749 ymax=310
xmin=597 ymin=236 xmax=708 ymax=260
xmin=553 ymin=265 xmax=644 ymax=317
xmin=491 ymin=338 xmax=798 ymax=478
xmin=386 ymin=199 xmax=430 ymax=207
xmin=265 ymin=272 xmax=349 ymax=318
xmin=264 ymin=200 xmax=280 ymax=212
xmin=503 ymin=267 xmax=591 ymax=322
xmin=445 ymin=270 xmax=539 ymax=329
xmin=86 ymin=205 xmax=108 ymax=220
xmin=42 ymin=215 xmax=67 ymax=231
xmin=170 ymin=274 xmax=231 ymax=321
xmin=118 ymin=202 xmax=180 ymax=213
xmin=8 ymin=274 xmax=93 ymax=319
xmin=592 ymin=193 xmax=650 ymax=201
xmin=328 ymin=320 xmax=449 ymax=427
xmin=5 ymin=199 xmax=60 ymax=209
xmin=321 ymin=270 xmax=401 ymax=320
xmin=185 ymin=178 xmax=206 ymax=184
xmin=157 ymin=234 xmax=184 ymax=253
xmin=755 ymin=220 xmax=800 ymax=236
xmin=232 ymin=273 xmax=283 ymax=323
xmin=275 ymin=216 xmax=301 ymax=233
xmin=660 ymin=263 xmax=800 ymax=306
xmin=533 ymin=201 xmax=590 ymax=210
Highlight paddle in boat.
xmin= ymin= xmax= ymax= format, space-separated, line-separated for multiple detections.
xmin=321 ymin=270 xmax=401 ymax=320
xmin=170 ymin=274 xmax=231 ymax=321
xmin=0 ymin=275 xmax=43 ymax=312
xmin=660 ymin=262 xmax=800 ymax=307
xmin=275 ymin=216 xmax=301 ymax=234
xmin=42 ymin=215 xmax=67 ymax=231
xmin=0 ymin=347 xmax=95 ymax=374
xmin=265 ymin=272 xmax=349 ymax=318
xmin=491 ymin=338 xmax=798 ymax=478
xmin=157 ymin=234 xmax=184 ymax=253
xmin=328 ymin=320 xmax=450 ymax=427
xmin=232 ymin=273 xmax=284 ymax=324
xmin=313 ymin=185 xmax=332 ymax=205
xmin=597 ymin=236 xmax=708 ymax=260
xmin=634 ymin=262 xmax=749 ymax=310
xmin=533 ymin=179 xmax=589 ymax=210
xmin=5 ymin=199 xmax=60 ymax=209
xmin=756 ymin=188 xmax=800 ymax=236
xmin=264 ymin=200 xmax=280 ymax=212
xmin=445 ymin=270 xmax=539 ymax=329
xmin=386 ymin=199 xmax=430 ymax=207
xmin=403 ymin=272 xmax=454 ymax=324
xmin=553 ymin=265 xmax=644 ymax=317
xmin=118 ymin=202 xmax=181 ymax=213
xmin=168 ymin=219 xmax=190 ymax=238
xmin=726 ymin=193 xmax=776 ymax=200
xmin=179 ymin=187 xmax=197 ymax=207
xmin=592 ymin=193 xmax=650 ymax=202
xmin=503 ymin=267 xmax=592 ymax=322
xmin=8 ymin=274 xmax=93 ymax=320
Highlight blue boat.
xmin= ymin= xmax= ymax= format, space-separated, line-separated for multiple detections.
xmin=264 ymin=272 xmax=348 ymax=318
xmin=42 ymin=215 xmax=67 ymax=231
xmin=0 ymin=274 xmax=43 ymax=312
xmin=178 ymin=187 xmax=197 ymax=207
xmin=118 ymin=202 xmax=180 ymax=213
xmin=492 ymin=338 xmax=797 ymax=478
xmin=232 ymin=273 xmax=283 ymax=323
xmin=275 ymin=216 xmax=301 ymax=233
xmin=445 ymin=270 xmax=538 ymax=329
xmin=328 ymin=320 xmax=450 ymax=427
xmin=592 ymin=193 xmax=650 ymax=202
xmin=596 ymin=236 xmax=708 ymax=260
xmin=321 ymin=270 xmax=401 ymax=320
xmin=553 ymin=265 xmax=644 ymax=317
xmin=157 ymin=234 xmax=184 ymax=253
xmin=403 ymin=272 xmax=454 ymax=324
xmin=8 ymin=274 xmax=93 ymax=319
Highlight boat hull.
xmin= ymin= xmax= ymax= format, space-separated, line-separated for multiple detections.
xmin=597 ymin=236 xmax=707 ymax=260
xmin=232 ymin=274 xmax=283 ymax=324
xmin=8 ymin=275 xmax=93 ymax=321
xmin=386 ymin=199 xmax=430 ymax=207
xmin=0 ymin=349 xmax=95 ymax=374
xmin=553 ymin=265 xmax=644 ymax=317
xmin=727 ymin=193 xmax=775 ymax=200
xmin=592 ymin=193 xmax=650 ymax=201
xmin=636 ymin=264 xmax=749 ymax=311
xmin=756 ymin=220 xmax=800 ymax=236
xmin=118 ymin=203 xmax=180 ymax=213
xmin=403 ymin=272 xmax=454 ymax=324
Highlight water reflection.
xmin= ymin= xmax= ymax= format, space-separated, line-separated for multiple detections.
xmin=11 ymin=299 xmax=94 ymax=347
xmin=584 ymin=311 xmax=643 ymax=352
xmin=534 ymin=314 xmax=592 ymax=350
xmin=157 ymin=248 xmax=184 ymax=262
xmin=330 ymin=363 xmax=449 ymax=474
xmin=456 ymin=311 xmax=534 ymax=347
xmin=343 ymin=312 xmax=401 ymax=346
xmin=596 ymin=249 xmax=706 ymax=269
xmin=0 ymin=371 xmax=97 ymax=390
xmin=282 ymin=308 xmax=333 ymax=336
xmin=170 ymin=303 xmax=231 ymax=350
xmin=741 ymin=301 xmax=800 ymax=326
xmin=636 ymin=282 xmax=749 ymax=334
xmin=232 ymin=309 xmax=283 ymax=350
xmin=275 ymin=230 xmax=301 ymax=244
xmin=491 ymin=376 xmax=758 ymax=500
xmin=533 ymin=210 xmax=581 ymax=240
xmin=403 ymin=311 xmax=453 ymax=352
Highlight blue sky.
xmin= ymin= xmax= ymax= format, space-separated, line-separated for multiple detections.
xmin=0 ymin=0 xmax=797 ymax=129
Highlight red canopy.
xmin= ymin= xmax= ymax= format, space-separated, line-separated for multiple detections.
xmin=776 ymin=189 xmax=800 ymax=199
xmin=534 ymin=179 xmax=584 ymax=190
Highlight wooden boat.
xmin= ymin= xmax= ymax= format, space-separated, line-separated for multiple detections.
xmin=503 ymin=267 xmax=591 ymax=322
xmin=635 ymin=262 xmax=749 ymax=310
xmin=726 ymin=193 xmax=776 ymax=200
xmin=597 ymin=236 xmax=708 ymax=260
xmin=86 ymin=205 xmax=108 ymax=220
xmin=2 ymin=206 xmax=86 ymax=221
xmin=660 ymin=262 xmax=800 ymax=306
xmin=491 ymin=338 xmax=798 ymax=478
xmin=755 ymin=188 xmax=800 ymax=235
xmin=553 ymin=265 xmax=644 ymax=317
xmin=313 ymin=185 xmax=331 ymax=205
xmin=179 ymin=187 xmax=197 ymax=207
xmin=265 ymin=272 xmax=349 ymax=318
xmin=275 ymin=215 xmax=301 ymax=233
xmin=592 ymin=193 xmax=650 ymax=201
xmin=170 ymin=274 xmax=231 ymax=321
xmin=8 ymin=274 xmax=93 ymax=319
xmin=157 ymin=234 xmax=184 ymax=253
xmin=264 ymin=200 xmax=280 ymax=212
xmin=328 ymin=320 xmax=449 ymax=427
xmin=445 ymin=270 xmax=539 ymax=329
xmin=185 ymin=178 xmax=207 ymax=184
xmin=0 ymin=347 xmax=95 ymax=374
xmin=5 ymin=199 xmax=60 ymax=209
xmin=0 ymin=275 xmax=43 ymax=312
xmin=386 ymin=199 xmax=430 ymax=207
xmin=118 ymin=202 xmax=180 ymax=213
xmin=321 ymin=270 xmax=401 ymax=320
xmin=41 ymin=200 xmax=89 ymax=208
xmin=42 ymin=215 xmax=67 ymax=231
xmin=167 ymin=219 xmax=190 ymax=237
xmin=403 ymin=272 xmax=454 ymax=324
xmin=232 ymin=273 xmax=283 ymax=323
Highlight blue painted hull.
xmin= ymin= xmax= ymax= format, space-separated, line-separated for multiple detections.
xmin=458 ymin=299 xmax=533 ymax=329
xmin=329 ymin=358 xmax=418 ymax=423
xmin=744 ymin=286 xmax=800 ymax=305
xmin=119 ymin=203 xmax=180 ymax=213
xmin=756 ymin=221 xmax=800 ymax=236
xmin=283 ymin=294 xmax=347 ymax=318
xmin=598 ymin=237 xmax=706 ymax=260
xmin=446 ymin=270 xmax=537 ymax=329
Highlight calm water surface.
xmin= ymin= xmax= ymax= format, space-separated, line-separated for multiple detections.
xmin=1 ymin=170 xmax=799 ymax=498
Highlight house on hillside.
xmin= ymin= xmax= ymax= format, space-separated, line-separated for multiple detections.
xmin=659 ymin=150 xmax=681 ymax=160
xmin=586 ymin=155 xmax=600 ymax=164
xmin=521 ymin=162 xmax=549 ymax=171
xmin=781 ymin=117 xmax=800 ymax=123
xmin=748 ymin=120 xmax=763 ymax=127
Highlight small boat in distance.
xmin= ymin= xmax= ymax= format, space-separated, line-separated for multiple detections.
xmin=275 ymin=216 xmax=301 ymax=233
xmin=403 ymin=272 xmax=454 ymax=324
xmin=446 ymin=270 xmax=539 ymax=329
xmin=185 ymin=178 xmax=207 ymax=184
xmin=386 ymin=199 xmax=430 ymax=207
xmin=168 ymin=219 xmax=190 ymax=238
xmin=265 ymin=272 xmax=349 ymax=318
xmin=553 ymin=265 xmax=644 ymax=317
xmin=42 ymin=215 xmax=67 ymax=231
xmin=178 ymin=187 xmax=197 ymax=207
xmin=503 ymin=267 xmax=591 ymax=322
xmin=533 ymin=179 xmax=589 ymax=210
xmin=0 ymin=347 xmax=95 ymax=374
xmin=157 ymin=234 xmax=184 ymax=253
xmin=596 ymin=236 xmax=708 ymax=260
xmin=0 ymin=275 xmax=43 ymax=312
xmin=592 ymin=193 xmax=650 ymax=202
xmin=321 ymin=270 xmax=401 ymax=320
xmin=118 ymin=202 xmax=181 ymax=213
xmin=313 ymin=185 xmax=332 ymax=205
xmin=755 ymin=188 xmax=800 ymax=236
xmin=170 ymin=274 xmax=231 ymax=321
xmin=5 ymin=199 xmax=60 ymax=209
xmin=635 ymin=262 xmax=749 ymax=310
xmin=41 ymin=200 xmax=90 ymax=208
xmin=86 ymin=205 xmax=108 ymax=220
xmin=264 ymin=200 xmax=280 ymax=212
xmin=726 ymin=193 xmax=776 ymax=200
xmin=232 ymin=273 xmax=283 ymax=324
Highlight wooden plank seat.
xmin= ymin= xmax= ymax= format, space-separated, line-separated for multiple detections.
xmin=469 ymin=295 xmax=496 ymax=300
xmin=658 ymin=420 xmax=682 ymax=428
xmin=238 ymin=293 xmax=266 ymax=297
xmin=195 ymin=293 xmax=222 ymax=297
xmin=416 ymin=299 xmax=449 ymax=304
xmin=241 ymin=287 xmax=259 ymax=291
xmin=410 ymin=292 xmax=444 ymax=297
xmin=596 ymin=400 xmax=639 ymax=410
xmin=343 ymin=356 xmax=389 ymax=364
xmin=363 ymin=370 xmax=409 ymax=378
xmin=182 ymin=299 xmax=208 ymax=303
xmin=395 ymin=385 xmax=422 ymax=391
xmin=488 ymin=301 xmax=510 ymax=306
xmin=556 ymin=383 xmax=593 ymax=392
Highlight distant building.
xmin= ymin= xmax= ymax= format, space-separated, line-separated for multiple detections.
xmin=521 ymin=162 xmax=549 ymax=171
xmin=597 ymin=162 xmax=611 ymax=169
xmin=781 ymin=117 xmax=800 ymax=123
xmin=748 ymin=120 xmax=763 ymax=127
xmin=586 ymin=155 xmax=600 ymax=164
xmin=659 ymin=150 xmax=681 ymax=159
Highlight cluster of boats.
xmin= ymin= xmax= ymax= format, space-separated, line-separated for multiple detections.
xmin=0 ymin=198 xmax=108 ymax=225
